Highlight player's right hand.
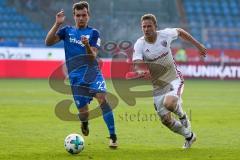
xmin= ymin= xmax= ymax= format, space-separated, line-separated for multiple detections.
xmin=55 ymin=9 xmax=65 ymax=26
xmin=136 ymin=70 xmax=151 ymax=79
xmin=81 ymin=35 xmax=89 ymax=46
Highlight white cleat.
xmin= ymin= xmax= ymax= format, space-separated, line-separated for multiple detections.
xmin=109 ymin=139 xmax=118 ymax=149
xmin=182 ymin=132 xmax=196 ymax=149
xmin=109 ymin=134 xmax=118 ymax=149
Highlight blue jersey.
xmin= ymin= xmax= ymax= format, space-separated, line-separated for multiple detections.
xmin=57 ymin=26 xmax=106 ymax=109
xmin=57 ymin=26 xmax=101 ymax=82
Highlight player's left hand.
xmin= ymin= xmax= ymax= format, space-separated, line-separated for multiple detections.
xmin=81 ymin=35 xmax=89 ymax=46
xmin=197 ymin=43 xmax=207 ymax=58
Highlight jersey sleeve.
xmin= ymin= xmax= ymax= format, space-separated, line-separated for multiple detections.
xmin=164 ymin=28 xmax=179 ymax=42
xmin=56 ymin=26 xmax=68 ymax=40
xmin=132 ymin=39 xmax=143 ymax=61
xmin=89 ymin=29 xmax=101 ymax=49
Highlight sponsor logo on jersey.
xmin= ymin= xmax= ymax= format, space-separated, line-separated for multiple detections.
xmin=161 ymin=40 xmax=167 ymax=47
xmin=69 ymin=37 xmax=85 ymax=47
xmin=69 ymin=35 xmax=90 ymax=47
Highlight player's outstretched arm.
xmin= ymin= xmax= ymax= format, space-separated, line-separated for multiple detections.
xmin=177 ymin=28 xmax=207 ymax=57
xmin=45 ymin=10 xmax=65 ymax=46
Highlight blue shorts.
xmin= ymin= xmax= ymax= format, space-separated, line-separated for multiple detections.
xmin=70 ymin=74 xmax=107 ymax=109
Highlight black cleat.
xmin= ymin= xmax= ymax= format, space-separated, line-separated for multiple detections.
xmin=81 ymin=121 xmax=89 ymax=136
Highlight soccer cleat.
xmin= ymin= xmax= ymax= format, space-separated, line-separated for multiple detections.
xmin=182 ymin=132 xmax=196 ymax=149
xmin=81 ymin=121 xmax=89 ymax=136
xmin=109 ymin=134 xmax=118 ymax=149
xmin=179 ymin=113 xmax=191 ymax=129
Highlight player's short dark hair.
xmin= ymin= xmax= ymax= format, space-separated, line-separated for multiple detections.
xmin=141 ymin=14 xmax=157 ymax=27
xmin=72 ymin=1 xmax=90 ymax=15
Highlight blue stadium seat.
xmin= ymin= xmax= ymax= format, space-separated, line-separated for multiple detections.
xmin=183 ymin=0 xmax=240 ymax=49
xmin=213 ymin=6 xmax=221 ymax=15
xmin=231 ymin=7 xmax=239 ymax=15
xmin=0 ymin=2 xmax=46 ymax=44
xmin=0 ymin=0 xmax=6 ymax=6
xmin=185 ymin=4 xmax=194 ymax=13
xmin=204 ymin=5 xmax=212 ymax=15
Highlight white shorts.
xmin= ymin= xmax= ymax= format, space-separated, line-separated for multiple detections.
xmin=154 ymin=78 xmax=184 ymax=117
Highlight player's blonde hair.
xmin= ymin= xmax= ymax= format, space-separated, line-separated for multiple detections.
xmin=141 ymin=14 xmax=157 ymax=27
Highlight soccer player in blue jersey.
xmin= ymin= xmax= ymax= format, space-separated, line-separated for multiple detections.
xmin=45 ymin=1 xmax=117 ymax=148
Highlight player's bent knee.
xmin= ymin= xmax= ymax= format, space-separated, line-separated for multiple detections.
xmin=78 ymin=105 xmax=88 ymax=113
xmin=163 ymin=96 xmax=178 ymax=111
xmin=98 ymin=99 xmax=106 ymax=105
xmin=95 ymin=93 xmax=107 ymax=105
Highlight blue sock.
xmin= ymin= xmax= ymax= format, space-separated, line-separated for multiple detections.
xmin=100 ymin=102 xmax=116 ymax=135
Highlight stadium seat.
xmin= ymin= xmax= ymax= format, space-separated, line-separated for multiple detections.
xmin=183 ymin=0 xmax=240 ymax=49
xmin=0 ymin=1 xmax=46 ymax=44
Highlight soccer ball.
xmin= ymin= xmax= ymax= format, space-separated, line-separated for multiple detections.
xmin=64 ymin=133 xmax=85 ymax=154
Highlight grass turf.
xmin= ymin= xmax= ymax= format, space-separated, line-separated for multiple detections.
xmin=0 ymin=79 xmax=240 ymax=160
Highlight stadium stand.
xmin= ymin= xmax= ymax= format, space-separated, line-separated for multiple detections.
xmin=0 ymin=0 xmax=179 ymax=48
xmin=0 ymin=0 xmax=239 ymax=50
xmin=0 ymin=0 xmax=48 ymax=47
xmin=183 ymin=0 xmax=240 ymax=49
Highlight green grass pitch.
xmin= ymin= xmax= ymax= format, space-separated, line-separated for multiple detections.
xmin=0 ymin=79 xmax=240 ymax=160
